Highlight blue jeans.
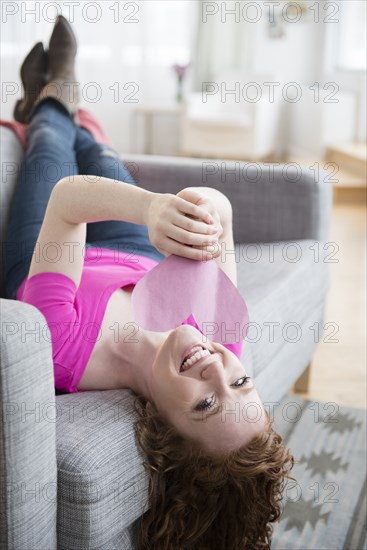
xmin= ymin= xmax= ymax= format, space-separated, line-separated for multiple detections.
xmin=4 ymin=98 xmax=165 ymax=300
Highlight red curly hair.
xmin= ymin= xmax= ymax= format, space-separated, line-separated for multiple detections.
xmin=132 ymin=393 xmax=296 ymax=549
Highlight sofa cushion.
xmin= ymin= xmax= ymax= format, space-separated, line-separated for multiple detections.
xmin=236 ymin=239 xmax=330 ymax=381
xmin=55 ymin=389 xmax=147 ymax=550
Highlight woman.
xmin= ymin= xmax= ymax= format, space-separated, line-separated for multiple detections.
xmin=4 ymin=16 xmax=295 ymax=550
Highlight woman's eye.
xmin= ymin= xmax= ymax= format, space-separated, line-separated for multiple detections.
xmin=195 ymin=376 xmax=252 ymax=411
xmin=233 ymin=376 xmax=251 ymax=387
xmin=195 ymin=397 xmax=216 ymax=412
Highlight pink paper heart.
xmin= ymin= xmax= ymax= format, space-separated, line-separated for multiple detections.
xmin=131 ymin=254 xmax=249 ymax=345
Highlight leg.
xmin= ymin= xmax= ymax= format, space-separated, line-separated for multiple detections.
xmin=4 ymin=99 xmax=78 ymax=299
xmin=293 ymin=361 xmax=312 ymax=393
xmin=73 ymin=127 xmax=165 ymax=263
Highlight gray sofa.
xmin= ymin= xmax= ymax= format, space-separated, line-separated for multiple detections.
xmin=0 ymin=126 xmax=333 ymax=549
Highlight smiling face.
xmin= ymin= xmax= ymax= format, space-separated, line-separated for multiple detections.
xmin=147 ymin=325 xmax=267 ymax=453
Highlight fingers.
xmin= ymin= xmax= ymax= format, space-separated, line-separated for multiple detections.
xmin=176 ymin=196 xmax=215 ymax=225
xmin=163 ymin=237 xmax=221 ymax=261
xmin=174 ymin=214 xmax=218 ymax=236
xmin=167 ymin=224 xmax=219 ymax=248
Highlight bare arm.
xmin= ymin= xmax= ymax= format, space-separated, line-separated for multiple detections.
xmin=52 ymin=175 xmax=153 ymax=226
xmin=176 ymin=186 xmax=237 ymax=286
xmin=195 ymin=187 xmax=237 ymax=286
xmin=27 ymin=175 xmax=154 ymax=287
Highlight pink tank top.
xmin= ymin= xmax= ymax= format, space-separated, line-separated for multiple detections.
xmin=16 ymin=247 xmax=243 ymax=394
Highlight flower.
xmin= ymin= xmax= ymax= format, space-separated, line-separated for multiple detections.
xmin=172 ymin=63 xmax=190 ymax=103
xmin=172 ymin=63 xmax=190 ymax=79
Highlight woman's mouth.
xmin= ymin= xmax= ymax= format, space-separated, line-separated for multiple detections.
xmin=180 ymin=345 xmax=213 ymax=372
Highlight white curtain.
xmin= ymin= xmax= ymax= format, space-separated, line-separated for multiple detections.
xmin=192 ymin=0 xmax=251 ymax=90
xmin=0 ymin=0 xmax=198 ymax=152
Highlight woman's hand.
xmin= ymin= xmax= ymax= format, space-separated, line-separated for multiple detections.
xmin=145 ymin=192 xmax=222 ymax=260
xmin=176 ymin=187 xmax=223 ymax=254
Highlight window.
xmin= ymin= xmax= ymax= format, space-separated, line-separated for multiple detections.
xmin=336 ymin=0 xmax=366 ymax=71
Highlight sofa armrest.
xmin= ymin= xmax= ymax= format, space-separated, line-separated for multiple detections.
xmin=121 ymin=154 xmax=333 ymax=244
xmin=0 ymin=298 xmax=57 ymax=550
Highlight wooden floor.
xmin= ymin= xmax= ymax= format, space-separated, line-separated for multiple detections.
xmin=289 ymin=202 xmax=367 ymax=409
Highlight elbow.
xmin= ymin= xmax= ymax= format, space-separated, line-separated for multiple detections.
xmin=51 ymin=175 xmax=80 ymax=199
xmin=52 ymin=176 xmax=69 ymax=194
xmin=54 ymin=175 xmax=76 ymax=189
xmin=211 ymin=188 xmax=233 ymax=219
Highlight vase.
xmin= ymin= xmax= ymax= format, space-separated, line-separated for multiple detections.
xmin=176 ymin=75 xmax=184 ymax=104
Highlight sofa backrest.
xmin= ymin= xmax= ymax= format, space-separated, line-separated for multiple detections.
xmin=0 ymin=126 xmax=25 ymax=298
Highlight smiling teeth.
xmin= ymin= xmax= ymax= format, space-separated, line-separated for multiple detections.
xmin=181 ymin=348 xmax=211 ymax=371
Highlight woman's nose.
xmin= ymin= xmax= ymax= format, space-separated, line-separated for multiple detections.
xmin=201 ymin=358 xmax=224 ymax=379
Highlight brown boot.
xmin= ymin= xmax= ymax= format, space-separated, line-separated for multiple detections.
xmin=29 ymin=15 xmax=79 ymax=121
xmin=13 ymin=42 xmax=49 ymax=124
